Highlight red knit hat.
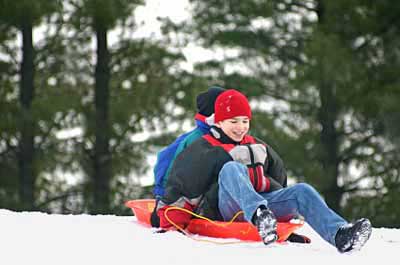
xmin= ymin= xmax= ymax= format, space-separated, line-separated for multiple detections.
xmin=214 ymin=89 xmax=252 ymax=123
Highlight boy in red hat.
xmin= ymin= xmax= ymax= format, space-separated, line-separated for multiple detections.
xmin=157 ymin=89 xmax=372 ymax=252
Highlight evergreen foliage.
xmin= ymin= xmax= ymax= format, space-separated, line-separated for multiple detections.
xmin=0 ymin=0 xmax=399 ymax=226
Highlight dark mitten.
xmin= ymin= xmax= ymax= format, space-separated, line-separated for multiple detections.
xmin=287 ymin=233 xmax=311 ymax=244
xmin=150 ymin=205 xmax=160 ymax=228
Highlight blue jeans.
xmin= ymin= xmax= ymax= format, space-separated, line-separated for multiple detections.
xmin=217 ymin=161 xmax=347 ymax=246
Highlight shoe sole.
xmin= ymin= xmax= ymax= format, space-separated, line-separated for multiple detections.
xmin=255 ymin=210 xmax=278 ymax=245
xmin=350 ymin=219 xmax=372 ymax=252
xmin=262 ymin=233 xmax=278 ymax=245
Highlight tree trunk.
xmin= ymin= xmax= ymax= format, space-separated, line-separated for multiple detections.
xmin=318 ymin=85 xmax=342 ymax=213
xmin=316 ymin=0 xmax=342 ymax=213
xmin=17 ymin=19 xmax=36 ymax=210
xmin=92 ymin=26 xmax=111 ymax=214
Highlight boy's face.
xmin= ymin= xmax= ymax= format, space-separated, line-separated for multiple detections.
xmin=217 ymin=116 xmax=250 ymax=142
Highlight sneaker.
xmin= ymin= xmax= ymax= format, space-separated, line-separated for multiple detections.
xmin=335 ymin=218 xmax=372 ymax=253
xmin=252 ymin=206 xmax=278 ymax=245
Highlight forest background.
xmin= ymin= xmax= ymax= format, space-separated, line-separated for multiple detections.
xmin=1 ymin=0 xmax=399 ymax=228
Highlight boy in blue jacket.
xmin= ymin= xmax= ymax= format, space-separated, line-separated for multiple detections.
xmin=151 ymin=86 xmax=225 ymax=226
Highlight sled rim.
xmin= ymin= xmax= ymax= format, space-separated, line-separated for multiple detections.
xmin=125 ymin=199 xmax=303 ymax=242
xmin=125 ymin=199 xmax=155 ymax=226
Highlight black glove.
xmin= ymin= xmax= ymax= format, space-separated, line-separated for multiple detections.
xmin=287 ymin=233 xmax=311 ymax=244
xmin=150 ymin=200 xmax=160 ymax=228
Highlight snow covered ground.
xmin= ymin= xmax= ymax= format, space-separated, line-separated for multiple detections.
xmin=1 ymin=209 xmax=398 ymax=265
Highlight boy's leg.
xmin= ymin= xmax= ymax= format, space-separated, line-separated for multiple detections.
xmin=218 ymin=161 xmax=278 ymax=245
xmin=217 ymin=161 xmax=268 ymax=222
xmin=261 ymin=183 xmax=347 ymax=246
xmin=218 ymin=162 xmax=367 ymax=249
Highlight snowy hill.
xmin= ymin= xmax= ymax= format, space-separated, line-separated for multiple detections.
xmin=1 ymin=209 xmax=398 ymax=265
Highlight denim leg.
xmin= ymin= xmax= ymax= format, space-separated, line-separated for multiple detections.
xmin=218 ymin=161 xmax=268 ymax=222
xmin=260 ymin=183 xmax=347 ymax=246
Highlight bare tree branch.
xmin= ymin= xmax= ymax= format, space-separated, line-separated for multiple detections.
xmin=35 ymin=187 xmax=83 ymax=209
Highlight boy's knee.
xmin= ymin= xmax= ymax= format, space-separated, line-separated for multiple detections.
xmin=219 ymin=161 xmax=248 ymax=182
xmin=293 ymin=183 xmax=318 ymax=196
xmin=221 ymin=161 xmax=247 ymax=172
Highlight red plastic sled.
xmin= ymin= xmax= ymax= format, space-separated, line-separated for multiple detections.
xmin=125 ymin=199 xmax=303 ymax=242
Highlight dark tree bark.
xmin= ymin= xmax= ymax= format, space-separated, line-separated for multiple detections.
xmin=17 ymin=19 xmax=36 ymax=210
xmin=318 ymin=85 xmax=342 ymax=212
xmin=316 ymin=0 xmax=342 ymax=213
xmin=92 ymin=25 xmax=112 ymax=214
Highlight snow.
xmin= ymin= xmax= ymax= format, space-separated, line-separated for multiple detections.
xmin=1 ymin=209 xmax=398 ymax=265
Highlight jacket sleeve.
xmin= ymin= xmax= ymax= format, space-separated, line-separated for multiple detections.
xmin=267 ymin=176 xmax=284 ymax=191
xmin=265 ymin=145 xmax=287 ymax=188
xmin=158 ymin=201 xmax=194 ymax=230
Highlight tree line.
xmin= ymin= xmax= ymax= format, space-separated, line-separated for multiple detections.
xmin=0 ymin=0 xmax=399 ymax=227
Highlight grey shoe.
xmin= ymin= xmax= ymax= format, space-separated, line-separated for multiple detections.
xmin=252 ymin=206 xmax=278 ymax=245
xmin=335 ymin=218 xmax=372 ymax=253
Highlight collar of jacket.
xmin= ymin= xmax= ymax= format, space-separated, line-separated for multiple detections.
xmin=195 ymin=113 xmax=211 ymax=134
xmin=209 ymin=126 xmax=241 ymax=145
xmin=194 ymin=113 xmax=207 ymax=123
